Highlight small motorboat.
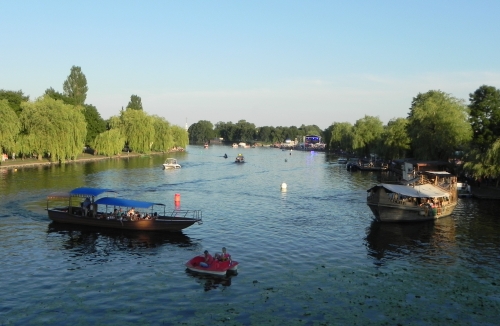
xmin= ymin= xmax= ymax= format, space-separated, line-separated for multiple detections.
xmin=337 ymin=157 xmax=348 ymax=164
xmin=185 ymin=255 xmax=239 ymax=276
xmin=163 ymin=158 xmax=181 ymax=169
xmin=235 ymin=154 xmax=245 ymax=163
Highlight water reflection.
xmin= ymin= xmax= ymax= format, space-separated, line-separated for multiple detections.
xmin=47 ymin=222 xmax=195 ymax=254
xmin=365 ymin=217 xmax=457 ymax=265
xmin=185 ymin=269 xmax=235 ymax=292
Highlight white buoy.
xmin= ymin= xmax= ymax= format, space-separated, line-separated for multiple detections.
xmin=281 ymin=182 xmax=287 ymax=190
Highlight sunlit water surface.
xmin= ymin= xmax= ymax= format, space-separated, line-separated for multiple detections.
xmin=1 ymin=146 xmax=499 ymax=325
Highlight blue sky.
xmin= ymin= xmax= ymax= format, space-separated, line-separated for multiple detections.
xmin=1 ymin=1 xmax=499 ymax=129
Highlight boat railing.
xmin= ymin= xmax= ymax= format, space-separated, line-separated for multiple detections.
xmin=160 ymin=209 xmax=203 ymax=223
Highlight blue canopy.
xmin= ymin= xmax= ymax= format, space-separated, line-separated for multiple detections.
xmin=94 ymin=197 xmax=165 ymax=209
xmin=69 ymin=187 xmax=116 ymax=197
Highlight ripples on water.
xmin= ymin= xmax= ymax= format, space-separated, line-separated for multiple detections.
xmin=1 ymin=147 xmax=499 ymax=325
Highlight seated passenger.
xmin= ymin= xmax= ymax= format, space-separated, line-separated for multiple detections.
xmin=200 ymin=250 xmax=213 ymax=268
xmin=217 ymin=247 xmax=231 ymax=261
xmin=127 ymin=207 xmax=135 ymax=217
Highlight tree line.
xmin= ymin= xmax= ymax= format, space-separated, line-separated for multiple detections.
xmin=0 ymin=66 xmax=188 ymax=162
xmin=188 ymin=87 xmax=500 ymax=184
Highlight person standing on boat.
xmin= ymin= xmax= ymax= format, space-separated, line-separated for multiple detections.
xmin=82 ymin=197 xmax=91 ymax=217
xmin=200 ymin=250 xmax=213 ymax=268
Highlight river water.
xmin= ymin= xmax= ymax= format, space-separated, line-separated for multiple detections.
xmin=1 ymin=146 xmax=499 ymax=325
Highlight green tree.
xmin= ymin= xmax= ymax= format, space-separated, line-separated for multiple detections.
xmin=215 ymin=121 xmax=237 ymax=142
xmin=327 ymin=122 xmax=354 ymax=153
xmin=92 ymin=129 xmax=126 ymax=156
xmin=235 ymin=120 xmax=256 ymax=142
xmin=0 ymin=90 xmax=29 ymax=116
xmin=115 ymin=109 xmax=155 ymax=153
xmin=171 ymin=125 xmax=189 ymax=148
xmin=188 ymin=120 xmax=215 ymax=143
xmin=257 ymin=126 xmax=273 ymax=143
xmin=45 ymin=87 xmax=75 ymax=105
xmin=19 ymin=96 xmax=87 ymax=161
xmin=379 ymin=118 xmax=410 ymax=159
xmin=63 ymin=66 xmax=88 ymax=106
xmin=468 ymin=85 xmax=500 ymax=152
xmin=151 ymin=116 xmax=174 ymax=152
xmin=127 ymin=95 xmax=143 ymax=110
xmin=82 ymin=104 xmax=106 ymax=145
xmin=407 ymin=90 xmax=472 ymax=161
xmin=0 ymin=99 xmax=21 ymax=155
xmin=352 ymin=115 xmax=384 ymax=157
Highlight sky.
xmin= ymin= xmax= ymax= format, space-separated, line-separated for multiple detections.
xmin=1 ymin=1 xmax=500 ymax=130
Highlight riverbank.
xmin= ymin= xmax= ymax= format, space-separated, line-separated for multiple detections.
xmin=0 ymin=151 xmax=173 ymax=171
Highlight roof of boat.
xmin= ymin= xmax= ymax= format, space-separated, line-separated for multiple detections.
xmin=94 ymin=197 xmax=165 ymax=208
xmin=368 ymin=183 xmax=450 ymax=198
xmin=70 ymin=187 xmax=116 ymax=196
xmin=47 ymin=187 xmax=116 ymax=199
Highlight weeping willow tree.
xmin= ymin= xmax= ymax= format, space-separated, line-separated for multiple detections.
xmin=171 ymin=125 xmax=189 ymax=148
xmin=109 ymin=108 xmax=155 ymax=153
xmin=151 ymin=115 xmax=174 ymax=152
xmin=92 ymin=129 xmax=125 ymax=156
xmin=0 ymin=99 xmax=21 ymax=155
xmin=19 ymin=96 xmax=87 ymax=161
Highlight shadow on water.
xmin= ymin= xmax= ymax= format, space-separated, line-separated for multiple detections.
xmin=184 ymin=269 xmax=236 ymax=292
xmin=47 ymin=222 xmax=196 ymax=253
xmin=364 ymin=217 xmax=457 ymax=265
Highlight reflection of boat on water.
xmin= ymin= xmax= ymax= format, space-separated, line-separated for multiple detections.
xmin=185 ymin=269 xmax=235 ymax=291
xmin=365 ymin=217 xmax=456 ymax=263
xmin=367 ymin=171 xmax=458 ymax=222
xmin=47 ymin=187 xmax=202 ymax=232
xmin=47 ymin=222 xmax=195 ymax=250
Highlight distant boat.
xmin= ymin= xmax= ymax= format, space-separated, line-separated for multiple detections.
xmin=232 ymin=143 xmax=238 ymax=148
xmin=204 ymin=143 xmax=209 ymax=148
xmin=235 ymin=154 xmax=245 ymax=163
xmin=337 ymin=157 xmax=347 ymax=164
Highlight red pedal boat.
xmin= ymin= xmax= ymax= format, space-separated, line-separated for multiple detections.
xmin=185 ymin=255 xmax=239 ymax=276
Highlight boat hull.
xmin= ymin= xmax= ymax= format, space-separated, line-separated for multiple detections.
xmin=367 ymin=202 xmax=457 ymax=222
xmin=48 ymin=209 xmax=199 ymax=231
xmin=185 ymin=256 xmax=239 ymax=276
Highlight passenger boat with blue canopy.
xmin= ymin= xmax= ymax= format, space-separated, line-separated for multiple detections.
xmin=47 ymin=187 xmax=203 ymax=231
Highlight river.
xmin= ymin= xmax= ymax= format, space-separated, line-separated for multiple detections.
xmin=1 ymin=146 xmax=499 ymax=325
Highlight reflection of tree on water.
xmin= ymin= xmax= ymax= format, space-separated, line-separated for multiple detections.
xmin=364 ymin=217 xmax=456 ymax=265
xmin=47 ymin=222 xmax=196 ymax=254
xmin=185 ymin=270 xmax=235 ymax=292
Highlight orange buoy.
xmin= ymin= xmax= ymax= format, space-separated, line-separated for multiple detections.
xmin=174 ymin=193 xmax=181 ymax=204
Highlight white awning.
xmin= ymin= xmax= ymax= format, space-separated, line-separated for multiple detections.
xmin=374 ymin=184 xmax=450 ymax=198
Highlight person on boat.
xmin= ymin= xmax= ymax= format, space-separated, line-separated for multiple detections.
xmin=216 ymin=247 xmax=231 ymax=261
xmin=200 ymin=250 xmax=213 ymax=268
xmin=127 ymin=207 xmax=135 ymax=217
xmin=82 ymin=197 xmax=91 ymax=217
xmin=224 ymin=153 xmax=228 ymax=158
